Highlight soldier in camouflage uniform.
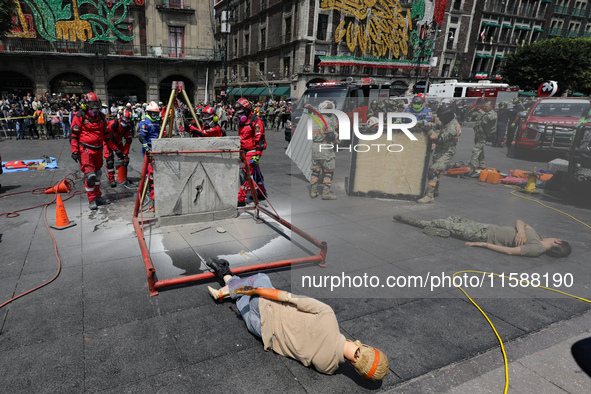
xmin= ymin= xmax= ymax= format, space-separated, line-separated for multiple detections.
xmin=469 ymin=99 xmax=497 ymax=171
xmin=308 ymin=101 xmax=338 ymax=200
xmin=267 ymin=104 xmax=277 ymax=131
xmin=393 ymin=215 xmax=572 ymax=258
xmin=417 ymin=104 xmax=461 ymax=204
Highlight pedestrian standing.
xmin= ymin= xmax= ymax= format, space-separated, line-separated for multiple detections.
xmin=307 ymin=101 xmax=338 ymax=200
xmin=469 ymin=99 xmax=497 ymax=172
xmin=494 ymin=102 xmax=510 ymax=147
xmin=417 ymin=104 xmax=461 ymax=204
xmin=70 ymin=92 xmax=111 ymax=210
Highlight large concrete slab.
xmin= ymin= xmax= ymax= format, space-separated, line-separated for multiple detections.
xmin=152 ymin=137 xmax=241 ymax=225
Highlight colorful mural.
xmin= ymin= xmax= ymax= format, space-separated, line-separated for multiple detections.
xmin=9 ymin=0 xmax=136 ymax=42
xmin=320 ymin=0 xmax=411 ymax=58
xmin=318 ymin=0 xmax=448 ymax=69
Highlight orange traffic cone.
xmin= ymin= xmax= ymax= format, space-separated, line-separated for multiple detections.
xmin=45 ymin=180 xmax=71 ymax=194
xmin=116 ymin=165 xmax=127 ymax=183
xmin=50 ymin=194 xmax=76 ymax=230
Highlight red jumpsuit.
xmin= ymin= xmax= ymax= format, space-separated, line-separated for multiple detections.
xmin=103 ymin=119 xmax=132 ymax=183
xmin=71 ymin=110 xmax=109 ymax=202
xmin=188 ymin=122 xmax=224 ymax=137
xmin=237 ymin=114 xmax=266 ymax=203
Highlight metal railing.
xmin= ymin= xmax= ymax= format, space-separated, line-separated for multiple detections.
xmin=0 ymin=38 xmax=221 ymax=61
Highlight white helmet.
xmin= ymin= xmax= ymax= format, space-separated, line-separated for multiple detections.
xmin=366 ymin=116 xmax=380 ymax=128
xmin=146 ymin=101 xmax=159 ymax=112
xmin=318 ymin=100 xmax=335 ymax=110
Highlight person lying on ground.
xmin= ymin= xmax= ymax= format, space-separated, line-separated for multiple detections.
xmin=393 ymin=215 xmax=571 ymax=258
xmin=205 ymin=258 xmax=389 ymax=380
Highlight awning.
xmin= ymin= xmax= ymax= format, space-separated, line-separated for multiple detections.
xmin=475 ymin=53 xmax=494 ymax=58
xmin=534 ymin=28 xmax=544 ymax=32
xmin=232 ymin=87 xmax=250 ymax=96
xmin=259 ymin=86 xmax=290 ymax=96
xmin=515 ymin=25 xmax=533 ymax=31
xmin=240 ymin=88 xmax=256 ymax=96
xmin=519 ymin=91 xmax=538 ymax=97
xmin=482 ymin=21 xmax=501 ymax=27
xmin=250 ymin=87 xmax=266 ymax=96
xmin=502 ymin=24 xmax=513 ymax=29
xmin=272 ymin=87 xmax=290 ymax=96
xmin=541 ymin=0 xmax=552 ymax=3
xmin=495 ymin=54 xmax=505 ymax=59
xmin=226 ymin=88 xmax=236 ymax=95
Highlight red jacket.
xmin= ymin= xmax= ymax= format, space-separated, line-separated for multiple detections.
xmin=189 ymin=122 xmax=224 ymax=138
xmin=71 ymin=110 xmax=109 ymax=152
xmin=105 ymin=119 xmax=133 ymax=155
xmin=239 ymin=114 xmax=266 ymax=154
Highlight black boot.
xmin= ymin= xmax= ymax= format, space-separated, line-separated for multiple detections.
xmin=206 ymin=258 xmax=232 ymax=280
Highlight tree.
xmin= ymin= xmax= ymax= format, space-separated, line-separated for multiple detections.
xmin=0 ymin=0 xmax=17 ymax=37
xmin=502 ymin=38 xmax=591 ymax=95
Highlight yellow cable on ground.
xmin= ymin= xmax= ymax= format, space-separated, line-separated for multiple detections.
xmin=454 ymin=189 xmax=591 ymax=393
xmin=504 ymin=186 xmax=591 ymax=230
xmin=453 ymin=270 xmax=591 ymax=394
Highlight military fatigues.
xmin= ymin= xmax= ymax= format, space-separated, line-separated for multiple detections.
xmin=470 ymin=110 xmax=497 ymax=169
xmin=310 ymin=114 xmax=338 ymax=199
xmin=267 ymin=107 xmax=277 ymax=131
xmin=418 ymin=216 xmax=489 ymax=241
xmin=418 ymin=117 xmax=461 ymax=203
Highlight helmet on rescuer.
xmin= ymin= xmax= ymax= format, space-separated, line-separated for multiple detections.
xmin=436 ymin=104 xmax=455 ymax=125
xmin=146 ymin=101 xmax=160 ymax=121
xmin=81 ymin=92 xmax=100 ymax=115
xmin=412 ymin=96 xmax=425 ymax=112
xmin=202 ymin=106 xmax=216 ymax=120
xmin=234 ymin=98 xmax=252 ymax=123
xmin=120 ymin=110 xmax=131 ymax=125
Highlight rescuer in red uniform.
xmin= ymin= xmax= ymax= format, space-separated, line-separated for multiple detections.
xmin=104 ymin=109 xmax=133 ymax=187
xmin=70 ymin=92 xmax=111 ymax=210
xmin=187 ymin=106 xmax=224 ymax=137
xmin=235 ymin=98 xmax=266 ymax=206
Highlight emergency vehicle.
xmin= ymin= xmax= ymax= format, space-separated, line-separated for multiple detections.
xmin=428 ymin=80 xmax=519 ymax=109
xmin=286 ymin=78 xmax=395 ymax=141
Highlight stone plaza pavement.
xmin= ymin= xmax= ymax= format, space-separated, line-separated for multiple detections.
xmin=1 ymin=124 xmax=590 ymax=393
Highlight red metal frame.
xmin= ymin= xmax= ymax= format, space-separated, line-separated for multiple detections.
xmin=133 ymin=150 xmax=327 ymax=296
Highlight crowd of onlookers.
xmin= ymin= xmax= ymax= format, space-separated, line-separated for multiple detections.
xmin=0 ymin=92 xmax=294 ymax=139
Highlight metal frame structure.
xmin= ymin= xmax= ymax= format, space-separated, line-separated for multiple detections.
xmin=132 ymin=83 xmax=327 ymax=296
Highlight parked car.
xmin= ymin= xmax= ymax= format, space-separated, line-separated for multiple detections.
xmin=514 ymin=97 xmax=590 ymax=154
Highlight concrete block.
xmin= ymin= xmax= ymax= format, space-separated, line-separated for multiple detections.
xmin=152 ymin=137 xmax=241 ymax=225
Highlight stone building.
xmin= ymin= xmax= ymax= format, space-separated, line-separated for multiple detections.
xmin=0 ymin=0 xmax=219 ymax=105
xmin=429 ymin=0 xmax=555 ymax=84
xmin=213 ymin=0 xmax=422 ymax=100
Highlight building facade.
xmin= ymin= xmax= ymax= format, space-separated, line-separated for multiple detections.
xmin=430 ymin=0 xmax=556 ymax=84
xmin=214 ymin=0 xmax=427 ymax=100
xmin=1 ymin=0 xmax=219 ymax=105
